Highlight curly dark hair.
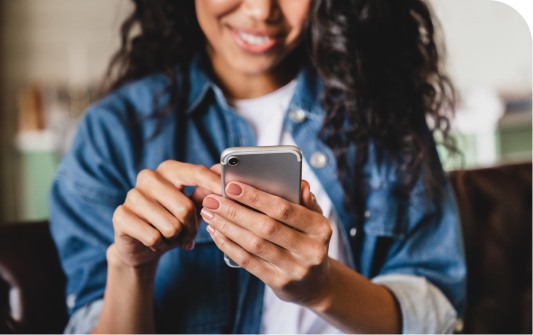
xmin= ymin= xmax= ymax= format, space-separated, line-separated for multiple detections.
xmin=105 ymin=0 xmax=456 ymax=218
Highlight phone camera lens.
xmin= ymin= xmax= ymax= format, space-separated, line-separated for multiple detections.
xmin=228 ymin=157 xmax=239 ymax=166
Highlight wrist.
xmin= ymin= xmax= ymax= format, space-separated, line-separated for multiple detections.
xmin=106 ymin=244 xmax=159 ymax=281
xmin=302 ymin=258 xmax=336 ymax=314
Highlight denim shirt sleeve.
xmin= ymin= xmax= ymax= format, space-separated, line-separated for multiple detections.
xmin=63 ymin=299 xmax=103 ymax=334
xmin=372 ymin=274 xmax=457 ymax=334
xmin=48 ymin=99 xmax=135 ymax=320
xmin=358 ymin=148 xmax=467 ymax=333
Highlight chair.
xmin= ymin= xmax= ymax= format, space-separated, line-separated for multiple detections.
xmin=0 ymin=162 xmax=531 ymax=333
xmin=448 ymin=162 xmax=532 ymax=333
xmin=0 ymin=222 xmax=68 ymax=333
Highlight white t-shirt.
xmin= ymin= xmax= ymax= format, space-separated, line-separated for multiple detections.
xmin=233 ymin=80 xmax=348 ymax=334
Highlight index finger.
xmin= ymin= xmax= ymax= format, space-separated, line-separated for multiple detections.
xmin=190 ymin=164 xmax=222 ymax=206
xmin=157 ymin=161 xmax=222 ymax=195
xmin=224 ymin=181 xmax=321 ymax=234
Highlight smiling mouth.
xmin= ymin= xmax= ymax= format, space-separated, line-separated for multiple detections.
xmin=237 ymin=30 xmax=272 ymax=45
xmin=228 ymin=25 xmax=281 ymax=54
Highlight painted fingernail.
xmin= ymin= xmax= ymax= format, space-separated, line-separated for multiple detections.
xmin=226 ymin=183 xmax=243 ymax=196
xmin=184 ymin=241 xmax=195 ymax=251
xmin=206 ymin=225 xmax=216 ymax=236
xmin=201 ymin=208 xmax=215 ymax=221
xmin=203 ymin=197 xmax=220 ymax=210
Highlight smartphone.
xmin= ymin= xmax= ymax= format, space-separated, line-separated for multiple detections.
xmin=220 ymin=145 xmax=303 ymax=268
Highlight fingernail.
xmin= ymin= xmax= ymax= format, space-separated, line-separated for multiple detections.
xmin=203 ymin=197 xmax=220 ymax=210
xmin=206 ymin=225 xmax=216 ymax=236
xmin=311 ymin=193 xmax=316 ymax=202
xmin=226 ymin=183 xmax=243 ymax=196
xmin=201 ymin=208 xmax=215 ymax=221
xmin=184 ymin=241 xmax=195 ymax=251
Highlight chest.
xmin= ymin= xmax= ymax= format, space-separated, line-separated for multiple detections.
xmin=144 ymin=102 xmax=410 ymax=331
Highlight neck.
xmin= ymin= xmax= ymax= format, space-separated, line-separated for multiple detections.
xmin=206 ymin=47 xmax=301 ymax=100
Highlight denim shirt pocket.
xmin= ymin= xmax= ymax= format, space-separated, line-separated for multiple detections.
xmin=363 ymin=187 xmax=408 ymax=239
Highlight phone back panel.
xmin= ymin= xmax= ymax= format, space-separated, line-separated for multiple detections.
xmin=221 ymin=147 xmax=302 ymax=204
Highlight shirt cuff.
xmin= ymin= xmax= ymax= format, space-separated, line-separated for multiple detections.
xmin=372 ymin=274 xmax=457 ymax=334
xmin=64 ymin=298 xmax=103 ymax=334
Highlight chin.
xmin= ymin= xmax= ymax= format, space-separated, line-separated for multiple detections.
xmin=236 ymin=65 xmax=273 ymax=76
xmin=230 ymin=55 xmax=282 ymax=76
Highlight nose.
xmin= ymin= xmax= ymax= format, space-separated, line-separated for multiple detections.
xmin=243 ymin=0 xmax=281 ymax=22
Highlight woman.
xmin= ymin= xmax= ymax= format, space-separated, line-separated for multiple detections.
xmin=50 ymin=0 xmax=466 ymax=333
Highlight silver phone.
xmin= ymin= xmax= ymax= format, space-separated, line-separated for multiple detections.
xmin=220 ymin=145 xmax=303 ymax=268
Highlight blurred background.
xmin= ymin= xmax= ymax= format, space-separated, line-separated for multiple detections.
xmin=0 ymin=0 xmax=531 ymax=223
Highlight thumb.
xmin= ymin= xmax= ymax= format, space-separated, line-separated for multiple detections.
xmin=301 ymin=180 xmax=322 ymax=215
xmin=210 ymin=163 xmax=222 ymax=175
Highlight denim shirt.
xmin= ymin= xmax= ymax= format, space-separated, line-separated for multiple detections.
xmin=49 ymin=56 xmax=466 ymax=334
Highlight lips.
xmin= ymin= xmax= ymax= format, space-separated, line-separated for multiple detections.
xmin=238 ymin=30 xmax=272 ymax=45
xmin=228 ymin=26 xmax=282 ymax=54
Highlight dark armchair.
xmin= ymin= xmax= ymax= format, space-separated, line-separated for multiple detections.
xmin=0 ymin=162 xmax=531 ymax=333
xmin=448 ymin=162 xmax=532 ymax=333
xmin=0 ymin=222 xmax=68 ymax=333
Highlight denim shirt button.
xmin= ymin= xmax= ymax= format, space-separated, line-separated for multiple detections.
xmin=350 ymin=227 xmax=357 ymax=237
xmin=364 ymin=210 xmax=371 ymax=218
xmin=310 ymin=152 xmax=327 ymax=168
xmin=67 ymin=293 xmax=76 ymax=308
xmin=454 ymin=318 xmax=464 ymax=332
xmin=289 ymin=109 xmax=306 ymax=123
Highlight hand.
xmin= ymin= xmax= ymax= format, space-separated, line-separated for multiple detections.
xmin=200 ymin=180 xmax=332 ymax=306
xmin=109 ymin=161 xmax=221 ymax=268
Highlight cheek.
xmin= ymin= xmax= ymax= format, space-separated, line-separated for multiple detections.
xmin=195 ymin=0 xmax=239 ymax=43
xmin=196 ymin=0 xmax=240 ymax=16
xmin=281 ymin=0 xmax=311 ymax=45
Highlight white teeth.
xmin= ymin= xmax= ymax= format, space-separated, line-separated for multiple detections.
xmin=237 ymin=31 xmax=271 ymax=45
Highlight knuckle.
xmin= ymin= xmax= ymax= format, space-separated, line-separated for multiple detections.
xmin=183 ymin=200 xmax=195 ymax=213
xmin=238 ymin=254 xmax=252 ymax=270
xmin=112 ymin=206 xmax=125 ymax=227
xmin=309 ymin=246 xmax=327 ymax=266
xmin=113 ymin=205 xmax=125 ymax=219
xmin=293 ymin=265 xmax=311 ymax=281
xmin=136 ymin=169 xmax=156 ymax=185
xmin=157 ymin=160 xmax=173 ymax=172
xmin=217 ymin=235 xmax=226 ymax=248
xmin=315 ymin=218 xmax=332 ymax=242
xmin=258 ymin=219 xmax=279 ymax=240
xmin=218 ymin=219 xmax=230 ymax=233
xmin=161 ymin=221 xmax=180 ymax=237
xmin=275 ymin=202 xmax=293 ymax=221
xmin=321 ymin=224 xmax=333 ymax=242
xmin=126 ymin=188 xmax=142 ymax=204
xmin=247 ymin=191 xmax=261 ymax=207
xmin=145 ymin=230 xmax=160 ymax=247
xmin=248 ymin=237 xmax=266 ymax=256
xmin=304 ymin=242 xmax=328 ymax=268
xmin=176 ymin=200 xmax=195 ymax=218
xmin=225 ymin=206 xmax=238 ymax=221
